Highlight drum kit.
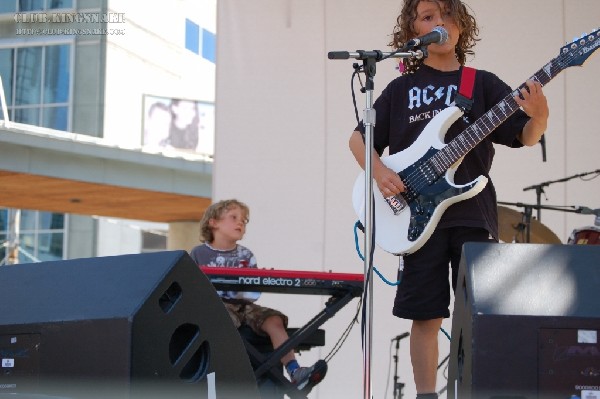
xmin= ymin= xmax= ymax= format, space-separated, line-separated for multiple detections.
xmin=498 ymin=169 xmax=600 ymax=245
xmin=497 ymin=169 xmax=600 ymax=246
xmin=497 ymin=204 xmax=600 ymax=245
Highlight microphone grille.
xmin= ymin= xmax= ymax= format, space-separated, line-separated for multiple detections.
xmin=433 ymin=26 xmax=449 ymax=44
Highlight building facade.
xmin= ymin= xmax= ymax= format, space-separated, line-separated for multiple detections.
xmin=0 ymin=0 xmax=216 ymax=264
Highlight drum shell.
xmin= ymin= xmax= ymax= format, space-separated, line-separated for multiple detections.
xmin=568 ymin=226 xmax=600 ymax=245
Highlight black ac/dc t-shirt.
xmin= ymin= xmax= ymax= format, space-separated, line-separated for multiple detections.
xmin=356 ymin=64 xmax=530 ymax=240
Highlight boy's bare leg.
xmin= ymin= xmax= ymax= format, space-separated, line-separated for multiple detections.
xmin=411 ymin=318 xmax=442 ymax=394
xmin=261 ymin=315 xmax=295 ymax=365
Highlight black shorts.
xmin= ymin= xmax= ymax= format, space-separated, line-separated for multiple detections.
xmin=392 ymin=226 xmax=494 ymax=320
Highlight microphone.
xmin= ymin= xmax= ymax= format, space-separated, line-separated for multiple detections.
xmin=575 ymin=206 xmax=600 ymax=216
xmin=404 ymin=27 xmax=448 ymax=49
xmin=391 ymin=332 xmax=410 ymax=341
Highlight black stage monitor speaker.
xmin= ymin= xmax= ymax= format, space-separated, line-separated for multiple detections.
xmin=448 ymin=243 xmax=600 ymax=399
xmin=0 ymin=250 xmax=260 ymax=399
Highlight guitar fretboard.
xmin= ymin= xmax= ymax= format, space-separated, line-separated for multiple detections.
xmin=429 ymin=49 xmax=575 ymax=176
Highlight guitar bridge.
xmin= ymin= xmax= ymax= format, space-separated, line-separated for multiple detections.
xmin=384 ymin=195 xmax=408 ymax=215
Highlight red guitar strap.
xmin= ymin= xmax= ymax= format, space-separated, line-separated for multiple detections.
xmin=455 ymin=66 xmax=476 ymax=113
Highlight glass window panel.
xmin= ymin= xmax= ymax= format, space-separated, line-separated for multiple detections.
xmin=37 ymin=231 xmax=50 ymax=251
xmin=39 ymin=211 xmax=64 ymax=230
xmin=52 ymin=213 xmax=64 ymax=229
xmin=37 ymin=232 xmax=63 ymax=261
xmin=15 ymin=46 xmax=42 ymax=105
xmin=0 ymin=48 xmax=14 ymax=106
xmin=20 ymin=233 xmax=35 ymax=248
xmin=38 ymin=212 xmax=52 ymax=231
xmin=42 ymin=106 xmax=68 ymax=130
xmin=44 ymin=44 xmax=70 ymax=103
xmin=0 ymin=2 xmax=16 ymax=13
xmin=19 ymin=0 xmax=44 ymax=12
xmin=18 ymin=232 xmax=36 ymax=264
xmin=19 ymin=210 xmax=37 ymax=231
xmin=49 ymin=0 xmax=72 ymax=9
xmin=185 ymin=19 xmax=200 ymax=54
xmin=0 ymin=209 xmax=7 ymax=231
xmin=14 ymin=107 xmax=40 ymax=125
xmin=202 ymin=29 xmax=217 ymax=63
xmin=0 ymin=233 xmax=5 ymax=264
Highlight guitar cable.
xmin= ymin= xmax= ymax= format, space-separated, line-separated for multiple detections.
xmin=354 ymin=220 xmax=402 ymax=287
xmin=353 ymin=221 xmax=453 ymax=343
xmin=324 ymin=290 xmax=362 ymax=364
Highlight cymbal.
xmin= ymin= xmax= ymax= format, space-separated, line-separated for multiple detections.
xmin=498 ymin=206 xmax=562 ymax=244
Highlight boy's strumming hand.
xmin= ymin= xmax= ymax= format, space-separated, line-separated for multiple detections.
xmin=374 ymin=163 xmax=405 ymax=198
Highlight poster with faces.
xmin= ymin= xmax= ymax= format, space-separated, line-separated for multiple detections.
xmin=142 ymin=94 xmax=215 ymax=157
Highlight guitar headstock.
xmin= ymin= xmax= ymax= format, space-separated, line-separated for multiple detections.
xmin=560 ymin=28 xmax=600 ymax=68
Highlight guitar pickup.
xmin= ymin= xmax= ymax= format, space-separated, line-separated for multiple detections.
xmin=384 ymin=195 xmax=408 ymax=215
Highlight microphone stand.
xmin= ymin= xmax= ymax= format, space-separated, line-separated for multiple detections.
xmin=522 ymin=169 xmax=600 ymax=222
xmin=392 ymin=333 xmax=409 ymax=399
xmin=498 ymin=201 xmax=549 ymax=242
xmin=328 ymin=47 xmax=425 ymax=399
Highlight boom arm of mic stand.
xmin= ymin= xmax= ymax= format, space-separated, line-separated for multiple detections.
xmin=498 ymin=201 xmax=597 ymax=215
xmin=522 ymin=169 xmax=600 ymax=222
xmin=327 ymin=49 xmax=425 ymax=61
xmin=524 ymin=169 xmax=600 ymax=192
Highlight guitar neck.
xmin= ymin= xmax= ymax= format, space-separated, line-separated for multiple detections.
xmin=431 ymin=53 xmax=566 ymax=174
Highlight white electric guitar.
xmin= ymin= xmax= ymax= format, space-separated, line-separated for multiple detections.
xmin=353 ymin=28 xmax=600 ymax=256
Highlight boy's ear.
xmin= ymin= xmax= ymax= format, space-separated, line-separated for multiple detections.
xmin=208 ymin=218 xmax=217 ymax=228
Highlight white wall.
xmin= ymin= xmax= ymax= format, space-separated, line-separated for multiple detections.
xmin=215 ymin=1 xmax=600 ymax=398
xmin=96 ymin=218 xmax=167 ymax=256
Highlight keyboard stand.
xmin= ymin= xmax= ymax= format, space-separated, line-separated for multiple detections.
xmin=200 ymin=266 xmax=364 ymax=397
xmin=243 ymin=286 xmax=362 ymax=399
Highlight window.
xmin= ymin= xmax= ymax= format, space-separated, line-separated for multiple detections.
xmin=185 ymin=19 xmax=200 ymax=55
xmin=0 ymin=208 xmax=66 ymax=264
xmin=0 ymin=209 xmax=7 ymax=260
xmin=184 ymin=18 xmax=216 ymax=64
xmin=0 ymin=41 xmax=72 ymax=264
xmin=0 ymin=0 xmax=73 ymax=13
xmin=202 ymin=29 xmax=216 ymax=63
xmin=0 ymin=43 xmax=71 ymax=130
